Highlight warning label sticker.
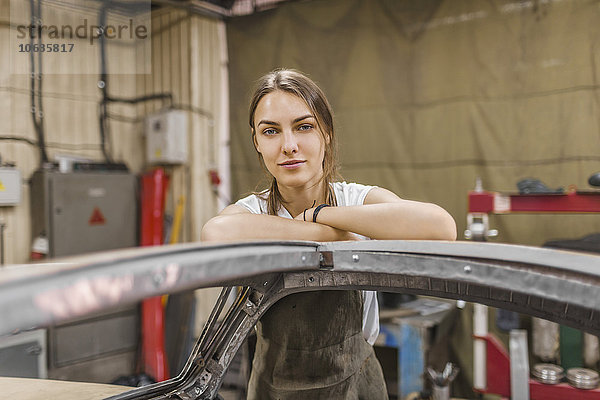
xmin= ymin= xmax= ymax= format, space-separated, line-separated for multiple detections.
xmin=89 ymin=207 xmax=106 ymax=225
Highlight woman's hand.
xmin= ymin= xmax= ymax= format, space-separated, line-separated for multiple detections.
xmin=294 ymin=207 xmax=316 ymax=222
xmin=202 ymin=205 xmax=362 ymax=243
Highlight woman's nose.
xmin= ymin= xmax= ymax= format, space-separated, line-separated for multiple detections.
xmin=281 ymin=132 xmax=298 ymax=154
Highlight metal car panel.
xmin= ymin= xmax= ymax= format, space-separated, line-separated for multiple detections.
xmin=1 ymin=240 xmax=600 ymax=399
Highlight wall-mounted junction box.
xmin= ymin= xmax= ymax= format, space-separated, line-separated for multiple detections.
xmin=145 ymin=109 xmax=188 ymax=164
xmin=30 ymin=170 xmax=137 ymax=258
xmin=0 ymin=167 xmax=21 ymax=206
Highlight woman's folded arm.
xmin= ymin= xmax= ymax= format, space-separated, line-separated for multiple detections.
xmin=201 ymin=205 xmax=357 ymax=242
xmin=297 ymin=187 xmax=457 ymax=241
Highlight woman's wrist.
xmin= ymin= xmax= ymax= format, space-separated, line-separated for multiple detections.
xmin=312 ymin=204 xmax=330 ymax=223
xmin=300 ymin=204 xmax=332 ymax=224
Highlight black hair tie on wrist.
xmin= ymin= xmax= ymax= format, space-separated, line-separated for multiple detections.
xmin=312 ymin=203 xmax=330 ymax=223
xmin=303 ymin=200 xmax=316 ymax=221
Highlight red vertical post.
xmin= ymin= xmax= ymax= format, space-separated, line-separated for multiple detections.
xmin=140 ymin=168 xmax=169 ymax=381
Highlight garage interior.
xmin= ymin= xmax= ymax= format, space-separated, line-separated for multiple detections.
xmin=1 ymin=0 xmax=600 ymax=399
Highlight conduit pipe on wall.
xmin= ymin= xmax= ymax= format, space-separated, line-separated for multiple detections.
xmin=216 ymin=20 xmax=230 ymax=211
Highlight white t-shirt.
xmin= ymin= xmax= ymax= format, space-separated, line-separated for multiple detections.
xmin=235 ymin=181 xmax=380 ymax=345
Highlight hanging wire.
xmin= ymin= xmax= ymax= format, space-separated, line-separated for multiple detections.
xmin=29 ymin=0 xmax=48 ymax=165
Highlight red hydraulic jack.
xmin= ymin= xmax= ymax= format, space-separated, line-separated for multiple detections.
xmin=140 ymin=168 xmax=170 ymax=382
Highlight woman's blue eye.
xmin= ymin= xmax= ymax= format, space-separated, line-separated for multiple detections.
xmin=263 ymin=128 xmax=277 ymax=135
xmin=298 ymin=124 xmax=313 ymax=131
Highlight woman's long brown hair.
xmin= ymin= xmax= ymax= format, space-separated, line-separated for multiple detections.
xmin=249 ymin=69 xmax=341 ymax=215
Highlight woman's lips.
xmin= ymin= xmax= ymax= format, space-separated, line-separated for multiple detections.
xmin=278 ymin=160 xmax=306 ymax=169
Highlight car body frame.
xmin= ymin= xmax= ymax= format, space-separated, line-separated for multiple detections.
xmin=1 ymin=240 xmax=600 ymax=399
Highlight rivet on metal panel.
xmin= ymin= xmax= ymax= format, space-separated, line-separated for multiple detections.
xmin=301 ymin=255 xmax=307 ymax=262
xmin=464 ymin=265 xmax=472 ymax=274
xmin=308 ymin=276 xmax=314 ymax=283
xmin=97 ymin=80 xmax=106 ymax=89
xmin=352 ymin=254 xmax=360 ymax=262
xmin=263 ymin=281 xmax=268 ymax=286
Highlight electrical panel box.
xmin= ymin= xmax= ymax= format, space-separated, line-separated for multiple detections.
xmin=0 ymin=167 xmax=21 ymax=206
xmin=30 ymin=170 xmax=139 ymax=383
xmin=30 ymin=170 xmax=137 ymax=258
xmin=145 ymin=109 xmax=188 ymax=164
xmin=47 ymin=307 xmax=138 ymax=383
xmin=0 ymin=329 xmax=47 ymax=379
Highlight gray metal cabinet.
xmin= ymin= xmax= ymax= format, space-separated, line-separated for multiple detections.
xmin=31 ymin=170 xmax=137 ymax=257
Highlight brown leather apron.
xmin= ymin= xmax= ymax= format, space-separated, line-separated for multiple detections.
xmin=247 ymin=290 xmax=388 ymax=399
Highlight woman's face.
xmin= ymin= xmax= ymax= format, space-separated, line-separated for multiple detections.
xmin=253 ymin=90 xmax=327 ymax=190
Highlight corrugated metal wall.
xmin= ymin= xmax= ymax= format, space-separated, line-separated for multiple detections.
xmin=1 ymin=0 xmax=127 ymax=265
xmin=0 ymin=0 xmax=227 ymax=264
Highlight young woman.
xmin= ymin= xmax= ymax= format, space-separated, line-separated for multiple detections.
xmin=201 ymin=69 xmax=456 ymax=399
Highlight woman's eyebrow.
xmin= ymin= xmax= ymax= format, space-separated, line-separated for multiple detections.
xmin=257 ymin=120 xmax=279 ymax=127
xmin=257 ymin=114 xmax=314 ymax=127
xmin=293 ymin=114 xmax=315 ymax=123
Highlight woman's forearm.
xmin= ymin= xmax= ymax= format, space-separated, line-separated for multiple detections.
xmin=310 ymin=202 xmax=457 ymax=241
xmin=201 ymin=213 xmax=357 ymax=243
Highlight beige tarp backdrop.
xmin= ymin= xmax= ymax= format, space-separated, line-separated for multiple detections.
xmin=227 ymin=0 xmax=600 ymax=247
xmin=227 ymin=2 xmax=600 ymax=393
